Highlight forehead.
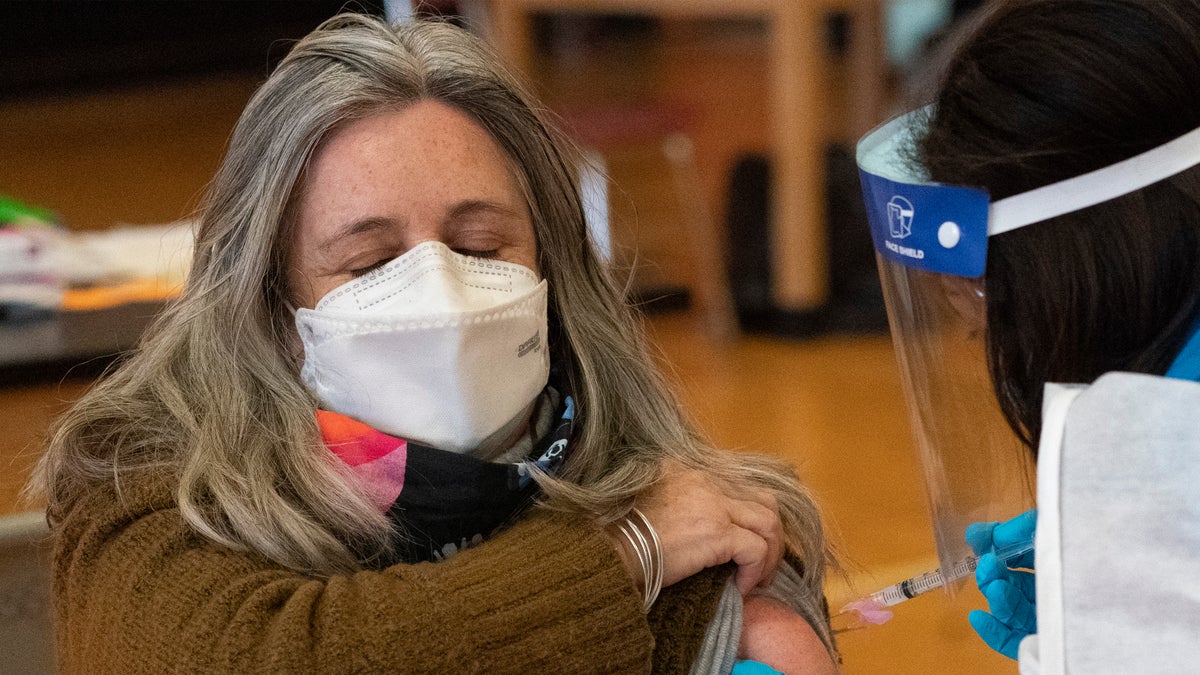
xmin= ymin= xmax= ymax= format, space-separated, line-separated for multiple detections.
xmin=303 ymin=100 xmax=524 ymax=203
xmin=289 ymin=99 xmax=536 ymax=253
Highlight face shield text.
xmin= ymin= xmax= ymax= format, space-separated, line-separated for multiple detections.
xmin=885 ymin=239 xmax=926 ymax=260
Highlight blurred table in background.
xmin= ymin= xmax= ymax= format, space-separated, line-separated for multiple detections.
xmin=465 ymin=0 xmax=887 ymax=313
xmin=0 ymin=302 xmax=162 ymax=385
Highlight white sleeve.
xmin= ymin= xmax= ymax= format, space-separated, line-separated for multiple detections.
xmin=1017 ymin=634 xmax=1040 ymax=675
xmin=1036 ymin=374 xmax=1200 ymax=673
xmin=1031 ymin=384 xmax=1081 ymax=675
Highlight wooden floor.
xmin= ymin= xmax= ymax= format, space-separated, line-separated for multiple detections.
xmin=0 ymin=22 xmax=1011 ymax=673
xmin=647 ymin=316 xmax=1010 ymax=672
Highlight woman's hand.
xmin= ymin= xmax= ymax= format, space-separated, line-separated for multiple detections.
xmin=616 ymin=461 xmax=785 ymax=595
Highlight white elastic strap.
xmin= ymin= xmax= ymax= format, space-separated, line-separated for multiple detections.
xmin=989 ymin=125 xmax=1200 ymax=236
xmin=1033 ymin=384 xmax=1083 ymax=675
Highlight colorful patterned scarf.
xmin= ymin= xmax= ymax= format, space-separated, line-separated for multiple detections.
xmin=319 ymin=388 xmax=575 ymax=564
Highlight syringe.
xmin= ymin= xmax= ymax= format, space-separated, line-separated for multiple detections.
xmin=838 ymin=541 xmax=1034 ymax=626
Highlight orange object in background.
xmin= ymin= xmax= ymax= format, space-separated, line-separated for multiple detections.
xmin=60 ymin=279 xmax=182 ymax=312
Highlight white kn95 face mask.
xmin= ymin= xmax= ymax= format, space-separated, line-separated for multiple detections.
xmin=296 ymin=241 xmax=550 ymax=455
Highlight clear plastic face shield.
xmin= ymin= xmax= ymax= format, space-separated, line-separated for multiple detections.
xmin=857 ymin=107 xmax=1200 ymax=581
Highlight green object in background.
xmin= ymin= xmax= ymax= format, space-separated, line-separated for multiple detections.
xmin=0 ymin=195 xmax=56 ymax=226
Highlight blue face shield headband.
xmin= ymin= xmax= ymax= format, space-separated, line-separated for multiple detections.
xmin=858 ymin=108 xmax=1200 ymax=278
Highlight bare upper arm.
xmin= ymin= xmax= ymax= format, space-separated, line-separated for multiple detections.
xmin=739 ymin=594 xmax=838 ymax=674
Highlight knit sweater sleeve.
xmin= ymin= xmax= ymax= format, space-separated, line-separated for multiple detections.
xmin=51 ymin=474 xmax=656 ymax=674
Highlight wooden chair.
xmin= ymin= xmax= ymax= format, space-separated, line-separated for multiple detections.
xmin=559 ymin=101 xmax=739 ymax=341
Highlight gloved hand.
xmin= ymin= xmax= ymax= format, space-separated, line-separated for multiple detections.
xmin=963 ymin=509 xmax=1037 ymax=659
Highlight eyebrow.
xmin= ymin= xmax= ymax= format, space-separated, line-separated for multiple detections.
xmin=317 ymin=216 xmax=397 ymax=254
xmin=444 ymin=199 xmax=523 ymax=226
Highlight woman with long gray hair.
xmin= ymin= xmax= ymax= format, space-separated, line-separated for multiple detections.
xmin=35 ymin=15 xmax=835 ymax=673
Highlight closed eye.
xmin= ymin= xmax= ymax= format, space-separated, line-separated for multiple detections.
xmin=454 ymin=248 xmax=501 ymax=259
xmin=349 ymin=259 xmax=390 ymax=277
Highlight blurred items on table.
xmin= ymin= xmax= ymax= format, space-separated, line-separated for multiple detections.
xmin=0 ymin=195 xmax=192 ymax=323
xmin=0 ymin=195 xmax=193 ymax=384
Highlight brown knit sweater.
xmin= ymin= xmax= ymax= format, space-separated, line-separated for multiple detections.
xmin=51 ymin=472 xmax=726 ymax=674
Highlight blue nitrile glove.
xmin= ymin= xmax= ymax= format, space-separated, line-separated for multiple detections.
xmin=963 ymin=509 xmax=1037 ymax=660
xmin=732 ymin=660 xmax=783 ymax=675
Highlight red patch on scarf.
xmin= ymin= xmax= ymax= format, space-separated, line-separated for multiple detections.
xmin=317 ymin=409 xmax=408 ymax=512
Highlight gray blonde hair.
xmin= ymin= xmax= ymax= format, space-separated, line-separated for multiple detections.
xmin=36 ymin=16 xmax=830 ymax=599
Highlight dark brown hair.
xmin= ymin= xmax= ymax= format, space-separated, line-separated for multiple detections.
xmin=920 ymin=0 xmax=1200 ymax=450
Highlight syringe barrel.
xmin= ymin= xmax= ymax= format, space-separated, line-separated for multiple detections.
xmin=872 ymin=585 xmax=911 ymax=607
xmin=904 ymin=569 xmax=947 ymax=596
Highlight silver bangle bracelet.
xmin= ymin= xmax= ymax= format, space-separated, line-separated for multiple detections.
xmin=616 ymin=520 xmax=651 ymax=606
xmin=630 ymin=508 xmax=663 ymax=611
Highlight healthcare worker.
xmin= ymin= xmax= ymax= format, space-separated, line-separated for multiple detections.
xmin=856 ymin=0 xmax=1200 ymax=671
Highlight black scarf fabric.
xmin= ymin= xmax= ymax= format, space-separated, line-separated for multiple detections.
xmin=320 ymin=389 xmax=575 ymax=565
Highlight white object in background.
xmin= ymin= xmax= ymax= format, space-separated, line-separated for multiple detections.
xmin=51 ymin=221 xmax=195 ymax=288
xmin=384 ymin=0 xmax=415 ymax=25
xmin=0 ymin=227 xmax=65 ymax=311
xmin=578 ymin=149 xmax=613 ymax=263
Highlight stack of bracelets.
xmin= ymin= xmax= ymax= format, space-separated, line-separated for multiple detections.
xmin=614 ymin=508 xmax=663 ymax=613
